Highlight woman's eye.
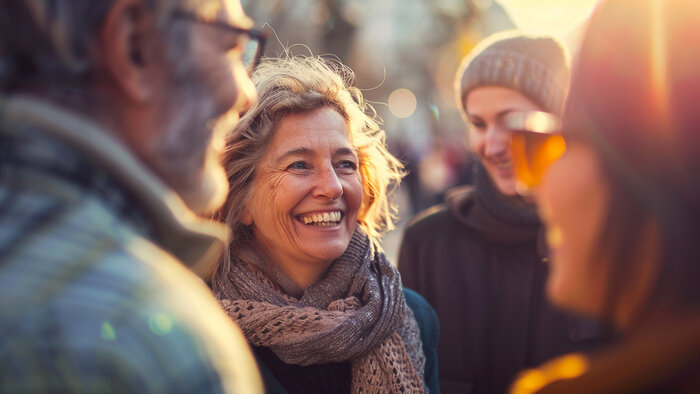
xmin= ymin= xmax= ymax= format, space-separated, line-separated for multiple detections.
xmin=471 ymin=122 xmax=487 ymax=131
xmin=288 ymin=161 xmax=310 ymax=170
xmin=335 ymin=160 xmax=358 ymax=171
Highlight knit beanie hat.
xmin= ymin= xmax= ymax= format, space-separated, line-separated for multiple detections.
xmin=455 ymin=30 xmax=570 ymax=119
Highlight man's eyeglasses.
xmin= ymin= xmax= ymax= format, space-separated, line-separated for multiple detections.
xmin=172 ymin=10 xmax=267 ymax=76
xmin=505 ymin=111 xmax=566 ymax=195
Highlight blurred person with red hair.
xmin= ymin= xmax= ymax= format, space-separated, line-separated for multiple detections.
xmin=509 ymin=0 xmax=700 ymax=392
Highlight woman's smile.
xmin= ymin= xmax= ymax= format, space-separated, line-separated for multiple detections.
xmin=243 ymin=107 xmax=363 ymax=282
xmin=298 ymin=210 xmax=343 ymax=226
xmin=489 ymin=159 xmax=514 ymax=177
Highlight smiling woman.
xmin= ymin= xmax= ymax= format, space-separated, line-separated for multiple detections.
xmin=208 ymin=55 xmax=439 ymax=394
xmin=241 ymin=107 xmax=364 ymax=289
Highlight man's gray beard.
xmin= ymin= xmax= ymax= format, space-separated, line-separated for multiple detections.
xmin=148 ymin=76 xmax=229 ymax=215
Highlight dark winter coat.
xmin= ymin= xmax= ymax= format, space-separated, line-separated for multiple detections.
xmin=398 ymin=166 xmax=607 ymax=394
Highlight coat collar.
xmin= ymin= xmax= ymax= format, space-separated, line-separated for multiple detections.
xmin=0 ymin=95 xmax=228 ymax=277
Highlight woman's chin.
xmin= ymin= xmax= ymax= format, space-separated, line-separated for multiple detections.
xmin=486 ymin=170 xmax=518 ymax=196
xmin=288 ymin=218 xmax=358 ymax=265
xmin=493 ymin=178 xmax=518 ymax=196
xmin=546 ymin=273 xmax=600 ymax=318
xmin=299 ymin=239 xmax=352 ymax=265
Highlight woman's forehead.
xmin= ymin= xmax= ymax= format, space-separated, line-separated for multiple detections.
xmin=269 ymin=110 xmax=353 ymax=151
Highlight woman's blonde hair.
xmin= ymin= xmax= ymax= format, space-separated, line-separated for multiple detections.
xmin=208 ymin=55 xmax=403 ymax=282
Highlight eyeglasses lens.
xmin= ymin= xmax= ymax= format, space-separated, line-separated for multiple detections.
xmin=241 ymin=38 xmax=259 ymax=74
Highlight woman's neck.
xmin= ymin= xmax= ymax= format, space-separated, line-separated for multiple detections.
xmin=261 ymin=248 xmax=333 ymax=295
xmin=276 ymin=260 xmax=331 ymax=292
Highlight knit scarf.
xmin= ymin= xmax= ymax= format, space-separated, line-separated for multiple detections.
xmin=447 ymin=162 xmax=541 ymax=244
xmin=212 ymin=229 xmax=426 ymax=393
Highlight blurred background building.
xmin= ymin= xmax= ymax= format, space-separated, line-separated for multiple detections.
xmin=241 ymin=0 xmax=599 ymax=261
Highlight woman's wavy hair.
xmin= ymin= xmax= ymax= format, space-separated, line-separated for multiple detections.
xmin=208 ymin=55 xmax=404 ymax=282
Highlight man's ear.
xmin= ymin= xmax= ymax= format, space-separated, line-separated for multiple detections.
xmin=99 ymin=0 xmax=161 ymax=102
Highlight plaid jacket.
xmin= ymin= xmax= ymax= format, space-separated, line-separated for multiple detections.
xmin=0 ymin=97 xmax=262 ymax=393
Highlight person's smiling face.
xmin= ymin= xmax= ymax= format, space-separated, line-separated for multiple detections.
xmin=465 ymin=86 xmax=542 ymax=196
xmin=243 ymin=107 xmax=363 ymax=287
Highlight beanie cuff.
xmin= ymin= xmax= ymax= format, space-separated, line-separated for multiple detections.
xmin=460 ymin=49 xmax=566 ymax=114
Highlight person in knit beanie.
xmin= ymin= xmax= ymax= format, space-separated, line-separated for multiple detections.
xmin=452 ymin=30 xmax=571 ymax=197
xmin=398 ymin=31 xmax=608 ymax=394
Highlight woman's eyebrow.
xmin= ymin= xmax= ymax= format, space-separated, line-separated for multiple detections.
xmin=333 ymin=147 xmax=358 ymax=156
xmin=275 ymin=146 xmax=357 ymax=164
xmin=276 ymin=147 xmax=313 ymax=163
xmin=496 ymin=108 xmax=519 ymax=121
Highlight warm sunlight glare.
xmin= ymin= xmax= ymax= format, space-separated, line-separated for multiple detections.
xmin=496 ymin=0 xmax=600 ymax=41
xmin=511 ymin=354 xmax=589 ymax=394
xmin=650 ymin=0 xmax=669 ymax=119
xmin=388 ymin=89 xmax=417 ymax=119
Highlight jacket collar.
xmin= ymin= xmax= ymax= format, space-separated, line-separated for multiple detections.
xmin=0 ymin=95 xmax=228 ymax=277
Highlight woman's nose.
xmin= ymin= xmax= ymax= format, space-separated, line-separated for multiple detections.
xmin=484 ymin=127 xmax=511 ymax=158
xmin=313 ymin=168 xmax=344 ymax=200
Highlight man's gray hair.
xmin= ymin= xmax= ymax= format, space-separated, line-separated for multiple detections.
xmin=0 ymin=0 xmax=178 ymax=92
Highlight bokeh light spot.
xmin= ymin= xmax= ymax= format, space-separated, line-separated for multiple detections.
xmin=554 ymin=354 xmax=589 ymax=378
xmin=429 ymin=103 xmax=440 ymax=121
xmin=100 ymin=321 xmax=116 ymax=341
xmin=149 ymin=312 xmax=174 ymax=336
xmin=511 ymin=370 xmax=547 ymax=394
xmin=511 ymin=353 xmax=589 ymax=394
xmin=388 ymin=88 xmax=417 ymax=119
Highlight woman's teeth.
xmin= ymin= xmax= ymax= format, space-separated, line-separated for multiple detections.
xmin=301 ymin=211 xmax=342 ymax=226
xmin=495 ymin=161 xmax=512 ymax=170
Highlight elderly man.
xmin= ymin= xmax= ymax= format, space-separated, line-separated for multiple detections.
xmin=0 ymin=0 xmax=263 ymax=392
